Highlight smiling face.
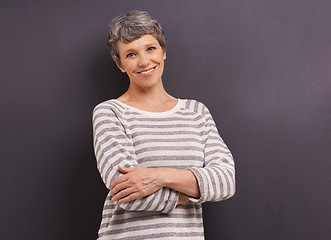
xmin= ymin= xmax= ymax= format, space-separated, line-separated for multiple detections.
xmin=116 ymin=34 xmax=166 ymax=90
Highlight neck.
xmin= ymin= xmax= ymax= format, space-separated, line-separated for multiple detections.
xmin=120 ymin=81 xmax=175 ymax=105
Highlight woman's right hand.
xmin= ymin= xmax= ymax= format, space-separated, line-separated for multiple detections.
xmin=177 ymin=193 xmax=190 ymax=205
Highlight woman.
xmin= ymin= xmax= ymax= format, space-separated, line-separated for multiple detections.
xmin=92 ymin=10 xmax=235 ymax=240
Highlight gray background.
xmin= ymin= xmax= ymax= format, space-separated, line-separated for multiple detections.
xmin=1 ymin=0 xmax=330 ymax=239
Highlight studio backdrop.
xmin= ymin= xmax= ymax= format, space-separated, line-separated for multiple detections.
xmin=1 ymin=0 xmax=330 ymax=239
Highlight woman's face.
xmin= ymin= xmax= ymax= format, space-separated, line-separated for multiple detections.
xmin=116 ymin=34 xmax=166 ymax=90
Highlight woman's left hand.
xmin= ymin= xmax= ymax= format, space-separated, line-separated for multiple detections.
xmin=110 ymin=165 xmax=163 ymax=203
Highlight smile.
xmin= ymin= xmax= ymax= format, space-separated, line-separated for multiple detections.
xmin=138 ymin=66 xmax=156 ymax=75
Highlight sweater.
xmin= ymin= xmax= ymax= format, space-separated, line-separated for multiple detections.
xmin=92 ymin=99 xmax=235 ymax=240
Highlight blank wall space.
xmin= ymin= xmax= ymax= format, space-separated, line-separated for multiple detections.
xmin=1 ymin=1 xmax=330 ymax=239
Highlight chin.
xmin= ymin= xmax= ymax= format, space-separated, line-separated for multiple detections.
xmin=140 ymin=82 xmax=160 ymax=89
xmin=134 ymin=77 xmax=162 ymax=89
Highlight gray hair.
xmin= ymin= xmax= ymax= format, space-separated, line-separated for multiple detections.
xmin=107 ymin=10 xmax=167 ymax=65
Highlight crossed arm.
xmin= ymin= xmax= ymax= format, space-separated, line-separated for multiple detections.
xmin=110 ymin=165 xmax=200 ymax=204
xmin=93 ymin=102 xmax=235 ymax=212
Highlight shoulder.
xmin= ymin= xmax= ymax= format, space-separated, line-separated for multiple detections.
xmin=93 ymin=99 xmax=124 ymax=113
xmin=92 ymin=99 xmax=126 ymax=120
xmin=180 ymin=99 xmax=210 ymax=116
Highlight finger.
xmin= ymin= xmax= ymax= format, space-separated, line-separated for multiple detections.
xmin=118 ymin=165 xmax=135 ymax=173
xmin=118 ymin=191 xmax=143 ymax=204
xmin=112 ymin=187 xmax=139 ymax=202
xmin=118 ymin=183 xmax=160 ymax=203
xmin=110 ymin=175 xmax=128 ymax=190
xmin=111 ymin=180 xmax=132 ymax=196
xmin=118 ymin=183 xmax=162 ymax=203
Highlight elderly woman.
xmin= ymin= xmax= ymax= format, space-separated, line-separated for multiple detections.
xmin=92 ymin=10 xmax=235 ymax=240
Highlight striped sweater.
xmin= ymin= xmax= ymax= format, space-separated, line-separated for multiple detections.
xmin=92 ymin=99 xmax=235 ymax=240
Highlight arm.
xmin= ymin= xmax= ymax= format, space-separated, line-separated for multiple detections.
xmin=110 ymin=166 xmax=199 ymax=203
xmin=108 ymin=102 xmax=235 ymax=205
xmin=187 ymin=104 xmax=236 ymax=204
xmin=93 ymin=103 xmax=179 ymax=213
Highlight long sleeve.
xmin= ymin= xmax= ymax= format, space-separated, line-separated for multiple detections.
xmin=92 ymin=102 xmax=179 ymax=213
xmin=188 ymin=103 xmax=236 ymax=204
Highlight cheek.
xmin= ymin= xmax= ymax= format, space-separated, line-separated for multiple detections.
xmin=154 ymin=55 xmax=165 ymax=64
xmin=121 ymin=61 xmax=136 ymax=71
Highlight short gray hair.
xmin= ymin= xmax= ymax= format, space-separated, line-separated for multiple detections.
xmin=107 ymin=10 xmax=167 ymax=65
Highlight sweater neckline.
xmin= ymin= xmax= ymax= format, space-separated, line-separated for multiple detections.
xmin=113 ymin=99 xmax=182 ymax=116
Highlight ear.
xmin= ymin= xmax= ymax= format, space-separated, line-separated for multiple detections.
xmin=116 ymin=62 xmax=126 ymax=73
xmin=163 ymin=52 xmax=167 ymax=60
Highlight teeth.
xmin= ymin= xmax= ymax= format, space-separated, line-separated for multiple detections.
xmin=141 ymin=67 xmax=154 ymax=74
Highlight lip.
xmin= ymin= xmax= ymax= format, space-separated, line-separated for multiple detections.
xmin=137 ymin=66 xmax=157 ymax=75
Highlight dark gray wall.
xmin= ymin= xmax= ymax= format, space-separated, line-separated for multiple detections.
xmin=1 ymin=0 xmax=330 ymax=239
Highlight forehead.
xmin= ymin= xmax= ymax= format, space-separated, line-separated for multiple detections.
xmin=117 ymin=34 xmax=160 ymax=53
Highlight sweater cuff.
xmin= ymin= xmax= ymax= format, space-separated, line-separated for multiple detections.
xmin=187 ymin=167 xmax=206 ymax=204
xmin=161 ymin=188 xmax=179 ymax=214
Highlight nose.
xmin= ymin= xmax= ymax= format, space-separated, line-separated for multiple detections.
xmin=138 ymin=53 xmax=149 ymax=67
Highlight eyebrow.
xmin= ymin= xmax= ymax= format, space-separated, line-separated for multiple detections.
xmin=123 ymin=43 xmax=157 ymax=54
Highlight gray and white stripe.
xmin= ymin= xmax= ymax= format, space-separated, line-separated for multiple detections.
xmin=92 ymin=99 xmax=235 ymax=240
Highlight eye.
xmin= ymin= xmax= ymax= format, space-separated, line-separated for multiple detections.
xmin=147 ymin=46 xmax=156 ymax=51
xmin=126 ymin=52 xmax=136 ymax=58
